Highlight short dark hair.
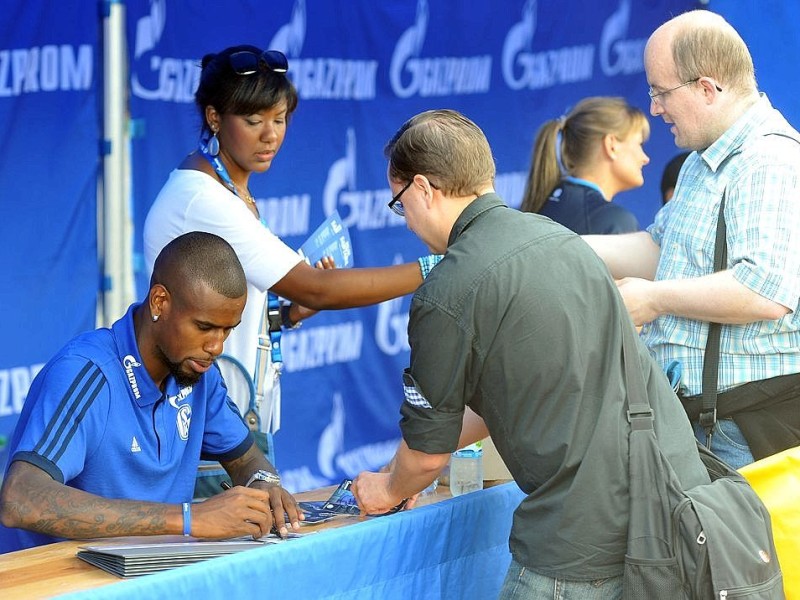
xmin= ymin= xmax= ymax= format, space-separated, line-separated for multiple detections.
xmin=384 ymin=109 xmax=495 ymax=197
xmin=195 ymin=45 xmax=298 ymax=137
xmin=660 ymin=152 xmax=691 ymax=204
xmin=150 ymin=232 xmax=246 ymax=299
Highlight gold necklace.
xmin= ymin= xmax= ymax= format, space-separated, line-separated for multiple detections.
xmin=241 ymin=189 xmax=256 ymax=205
xmin=234 ymin=184 xmax=256 ymax=205
xmin=205 ymin=152 xmax=258 ymax=208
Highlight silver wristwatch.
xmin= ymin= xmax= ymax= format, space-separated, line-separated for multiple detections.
xmin=245 ymin=469 xmax=281 ymax=488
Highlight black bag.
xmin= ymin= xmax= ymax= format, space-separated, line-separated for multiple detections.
xmin=684 ymin=190 xmax=800 ymax=459
xmin=621 ymin=323 xmax=784 ymax=599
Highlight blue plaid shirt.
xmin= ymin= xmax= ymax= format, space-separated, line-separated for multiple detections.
xmin=642 ymin=94 xmax=800 ymax=396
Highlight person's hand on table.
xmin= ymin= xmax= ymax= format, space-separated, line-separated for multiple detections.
xmin=190 ymin=485 xmax=278 ymax=539
xmin=376 ymin=461 xmax=420 ymax=509
xmin=209 ymin=482 xmax=303 ymax=539
xmin=351 ymin=471 xmax=411 ymax=516
xmin=247 ymin=481 xmax=304 ymax=537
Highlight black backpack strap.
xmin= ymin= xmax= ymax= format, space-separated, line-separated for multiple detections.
xmin=699 ymin=191 xmax=727 ymax=447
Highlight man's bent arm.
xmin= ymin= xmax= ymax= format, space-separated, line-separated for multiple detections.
xmin=352 ymin=440 xmax=449 ymax=515
xmin=582 ymin=231 xmax=660 ymax=280
xmin=0 ymin=461 xmax=181 ymax=539
xmin=457 ymin=407 xmax=490 ymax=449
xmin=0 ymin=459 xmax=277 ymax=541
xmin=388 ymin=440 xmax=450 ymax=501
xmin=219 ymin=441 xmax=279 ymax=486
xmin=618 ymin=269 xmax=790 ymax=326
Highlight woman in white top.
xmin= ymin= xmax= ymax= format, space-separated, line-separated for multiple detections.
xmin=144 ymin=46 xmax=425 ymax=379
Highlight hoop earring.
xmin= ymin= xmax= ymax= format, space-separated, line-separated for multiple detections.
xmin=207 ymin=130 xmax=220 ymax=157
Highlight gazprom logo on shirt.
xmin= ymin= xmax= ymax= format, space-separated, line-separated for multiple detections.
xmin=122 ymin=355 xmax=142 ymax=400
xmin=270 ymin=0 xmax=377 ymax=100
xmin=501 ymin=0 xmax=594 ymax=90
xmin=390 ymin=0 xmax=491 ymax=98
xmin=130 ymin=0 xmax=199 ymax=102
xmin=168 ymin=386 xmax=193 ymax=440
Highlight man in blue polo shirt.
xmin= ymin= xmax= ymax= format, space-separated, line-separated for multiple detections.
xmin=0 ymin=232 xmax=302 ymax=553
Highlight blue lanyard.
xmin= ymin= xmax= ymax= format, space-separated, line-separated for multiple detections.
xmin=199 ymin=140 xmax=283 ymax=366
xmin=266 ymin=294 xmax=283 ymax=365
xmin=198 ymin=140 xmax=241 ymax=196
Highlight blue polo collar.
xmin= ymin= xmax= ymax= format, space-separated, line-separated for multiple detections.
xmin=111 ymin=303 xmax=186 ymax=407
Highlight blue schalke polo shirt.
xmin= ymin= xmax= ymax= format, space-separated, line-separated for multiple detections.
xmin=0 ymin=303 xmax=252 ymax=552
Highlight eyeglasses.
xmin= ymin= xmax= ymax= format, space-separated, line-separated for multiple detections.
xmin=229 ymin=50 xmax=289 ymax=75
xmin=648 ymin=78 xmax=700 ymax=103
xmin=388 ymin=180 xmax=413 ymax=216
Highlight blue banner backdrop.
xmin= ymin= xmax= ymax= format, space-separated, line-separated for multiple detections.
xmin=3 ymin=0 xmax=796 ymax=492
xmin=0 ymin=2 xmax=100 ymax=470
xmin=712 ymin=0 xmax=800 ymax=132
xmin=27 ymin=1 xmax=800 ymax=490
xmin=125 ymin=0 xmax=694 ymax=491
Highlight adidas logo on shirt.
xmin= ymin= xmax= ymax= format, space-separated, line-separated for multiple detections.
xmin=130 ymin=436 xmax=141 ymax=453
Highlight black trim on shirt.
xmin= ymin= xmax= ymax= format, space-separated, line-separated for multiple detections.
xmin=34 ymin=363 xmax=106 ymax=464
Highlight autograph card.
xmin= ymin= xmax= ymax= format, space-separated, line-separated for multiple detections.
xmin=316 ymin=479 xmax=409 ymax=518
xmin=297 ymin=501 xmax=340 ymax=524
xmin=298 ymin=211 xmax=353 ymax=268
xmin=321 ymin=479 xmax=361 ymax=515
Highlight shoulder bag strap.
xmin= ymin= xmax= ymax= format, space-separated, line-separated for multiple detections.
xmin=621 ymin=322 xmax=655 ymax=432
xmin=698 ymin=191 xmax=728 ymax=447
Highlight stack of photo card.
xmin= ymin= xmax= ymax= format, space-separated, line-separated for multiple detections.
xmin=77 ymin=533 xmax=304 ymax=578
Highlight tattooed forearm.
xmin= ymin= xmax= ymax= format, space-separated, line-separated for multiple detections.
xmin=0 ymin=462 xmax=178 ymax=539
xmin=28 ymin=488 xmax=172 ymax=538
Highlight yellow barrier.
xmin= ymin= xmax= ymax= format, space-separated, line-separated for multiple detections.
xmin=740 ymin=446 xmax=800 ymax=600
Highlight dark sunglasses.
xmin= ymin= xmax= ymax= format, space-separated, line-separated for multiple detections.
xmin=229 ymin=50 xmax=289 ymax=75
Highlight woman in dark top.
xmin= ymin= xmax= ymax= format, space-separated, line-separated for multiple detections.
xmin=521 ymin=96 xmax=650 ymax=234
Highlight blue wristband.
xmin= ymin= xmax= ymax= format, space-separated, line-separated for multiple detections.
xmin=418 ymin=254 xmax=443 ymax=279
xmin=182 ymin=502 xmax=191 ymax=537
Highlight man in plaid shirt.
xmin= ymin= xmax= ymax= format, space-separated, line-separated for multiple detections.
xmin=585 ymin=10 xmax=800 ymax=468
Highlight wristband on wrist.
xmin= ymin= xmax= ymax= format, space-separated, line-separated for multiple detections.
xmin=418 ymin=254 xmax=444 ymax=279
xmin=182 ymin=502 xmax=191 ymax=537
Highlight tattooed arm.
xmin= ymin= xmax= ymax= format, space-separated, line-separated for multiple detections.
xmin=0 ymin=459 xmax=275 ymax=540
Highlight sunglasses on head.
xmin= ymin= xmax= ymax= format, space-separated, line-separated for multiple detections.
xmin=229 ymin=50 xmax=289 ymax=75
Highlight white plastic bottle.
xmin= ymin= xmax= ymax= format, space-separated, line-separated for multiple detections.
xmin=449 ymin=441 xmax=483 ymax=496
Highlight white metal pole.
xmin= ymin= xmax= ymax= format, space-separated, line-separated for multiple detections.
xmin=100 ymin=0 xmax=135 ymax=327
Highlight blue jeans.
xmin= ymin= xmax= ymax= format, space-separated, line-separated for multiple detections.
xmin=498 ymin=560 xmax=622 ymax=600
xmin=692 ymin=417 xmax=754 ymax=469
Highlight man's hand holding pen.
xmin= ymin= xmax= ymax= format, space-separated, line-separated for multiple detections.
xmin=219 ymin=478 xmax=304 ymax=539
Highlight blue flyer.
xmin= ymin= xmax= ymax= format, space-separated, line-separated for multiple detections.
xmin=298 ymin=211 xmax=353 ymax=268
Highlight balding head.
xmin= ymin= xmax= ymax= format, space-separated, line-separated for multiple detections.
xmin=150 ymin=231 xmax=247 ymax=300
xmin=650 ymin=10 xmax=756 ymax=97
